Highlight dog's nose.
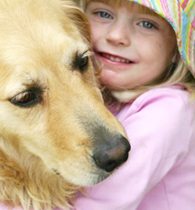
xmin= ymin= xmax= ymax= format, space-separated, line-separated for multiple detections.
xmin=93 ymin=135 xmax=130 ymax=172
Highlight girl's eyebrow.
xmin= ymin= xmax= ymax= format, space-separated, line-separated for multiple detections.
xmin=89 ymin=0 xmax=125 ymax=7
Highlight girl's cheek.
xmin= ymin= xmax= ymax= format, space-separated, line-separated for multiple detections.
xmin=90 ymin=22 xmax=106 ymax=42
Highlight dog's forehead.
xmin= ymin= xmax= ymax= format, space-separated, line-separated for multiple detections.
xmin=0 ymin=0 xmax=89 ymax=67
xmin=0 ymin=0 xmax=88 ymax=43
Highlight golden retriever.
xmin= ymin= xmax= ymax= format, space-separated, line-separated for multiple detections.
xmin=0 ymin=0 xmax=130 ymax=209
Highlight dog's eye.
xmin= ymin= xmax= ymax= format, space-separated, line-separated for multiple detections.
xmin=74 ymin=51 xmax=89 ymax=72
xmin=9 ymin=88 xmax=42 ymax=108
xmin=78 ymin=56 xmax=88 ymax=72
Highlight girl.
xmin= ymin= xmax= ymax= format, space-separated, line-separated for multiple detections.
xmin=73 ymin=0 xmax=195 ymax=210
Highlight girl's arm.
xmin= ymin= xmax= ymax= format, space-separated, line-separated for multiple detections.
xmin=73 ymin=88 xmax=193 ymax=210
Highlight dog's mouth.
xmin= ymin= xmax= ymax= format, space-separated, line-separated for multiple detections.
xmin=50 ymin=170 xmax=108 ymax=187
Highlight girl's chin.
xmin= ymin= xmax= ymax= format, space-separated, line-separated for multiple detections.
xmin=100 ymin=69 xmax=117 ymax=87
xmin=100 ymin=74 xmax=123 ymax=89
xmin=100 ymin=72 xmax=135 ymax=90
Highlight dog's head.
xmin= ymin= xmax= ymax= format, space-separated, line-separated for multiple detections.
xmin=0 ymin=0 xmax=130 ymax=189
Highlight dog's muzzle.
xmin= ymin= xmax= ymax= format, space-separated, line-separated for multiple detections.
xmin=93 ymin=134 xmax=130 ymax=172
xmin=84 ymin=119 xmax=130 ymax=173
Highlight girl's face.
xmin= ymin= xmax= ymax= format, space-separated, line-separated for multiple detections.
xmin=86 ymin=1 xmax=177 ymax=90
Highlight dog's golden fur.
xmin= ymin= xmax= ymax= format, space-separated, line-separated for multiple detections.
xmin=0 ymin=0 xmax=129 ymax=210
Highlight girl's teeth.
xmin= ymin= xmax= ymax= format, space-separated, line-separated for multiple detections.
xmin=103 ymin=53 xmax=131 ymax=63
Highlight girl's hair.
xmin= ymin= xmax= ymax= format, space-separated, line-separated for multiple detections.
xmin=78 ymin=0 xmax=195 ymax=103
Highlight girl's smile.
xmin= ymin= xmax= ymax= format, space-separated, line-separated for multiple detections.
xmin=95 ymin=50 xmax=137 ymax=65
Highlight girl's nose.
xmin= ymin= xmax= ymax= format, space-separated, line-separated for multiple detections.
xmin=106 ymin=21 xmax=131 ymax=46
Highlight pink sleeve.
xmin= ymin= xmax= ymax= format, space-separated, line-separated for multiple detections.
xmin=73 ymin=89 xmax=192 ymax=210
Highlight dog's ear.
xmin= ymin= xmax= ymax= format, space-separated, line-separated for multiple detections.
xmin=59 ymin=0 xmax=91 ymax=44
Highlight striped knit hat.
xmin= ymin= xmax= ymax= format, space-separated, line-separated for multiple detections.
xmin=129 ymin=0 xmax=195 ymax=75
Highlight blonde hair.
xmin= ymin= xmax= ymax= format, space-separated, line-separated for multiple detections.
xmin=79 ymin=0 xmax=128 ymax=8
xmin=78 ymin=0 xmax=195 ymax=103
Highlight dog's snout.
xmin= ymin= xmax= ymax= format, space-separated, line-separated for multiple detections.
xmin=93 ymin=135 xmax=130 ymax=172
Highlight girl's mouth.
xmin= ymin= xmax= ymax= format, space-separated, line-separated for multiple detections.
xmin=97 ymin=52 xmax=134 ymax=64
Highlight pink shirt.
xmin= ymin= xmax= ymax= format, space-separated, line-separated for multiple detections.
xmin=0 ymin=86 xmax=195 ymax=210
xmin=73 ymin=86 xmax=195 ymax=210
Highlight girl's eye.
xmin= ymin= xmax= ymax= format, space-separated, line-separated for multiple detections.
xmin=95 ymin=11 xmax=113 ymax=19
xmin=139 ymin=21 xmax=156 ymax=29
